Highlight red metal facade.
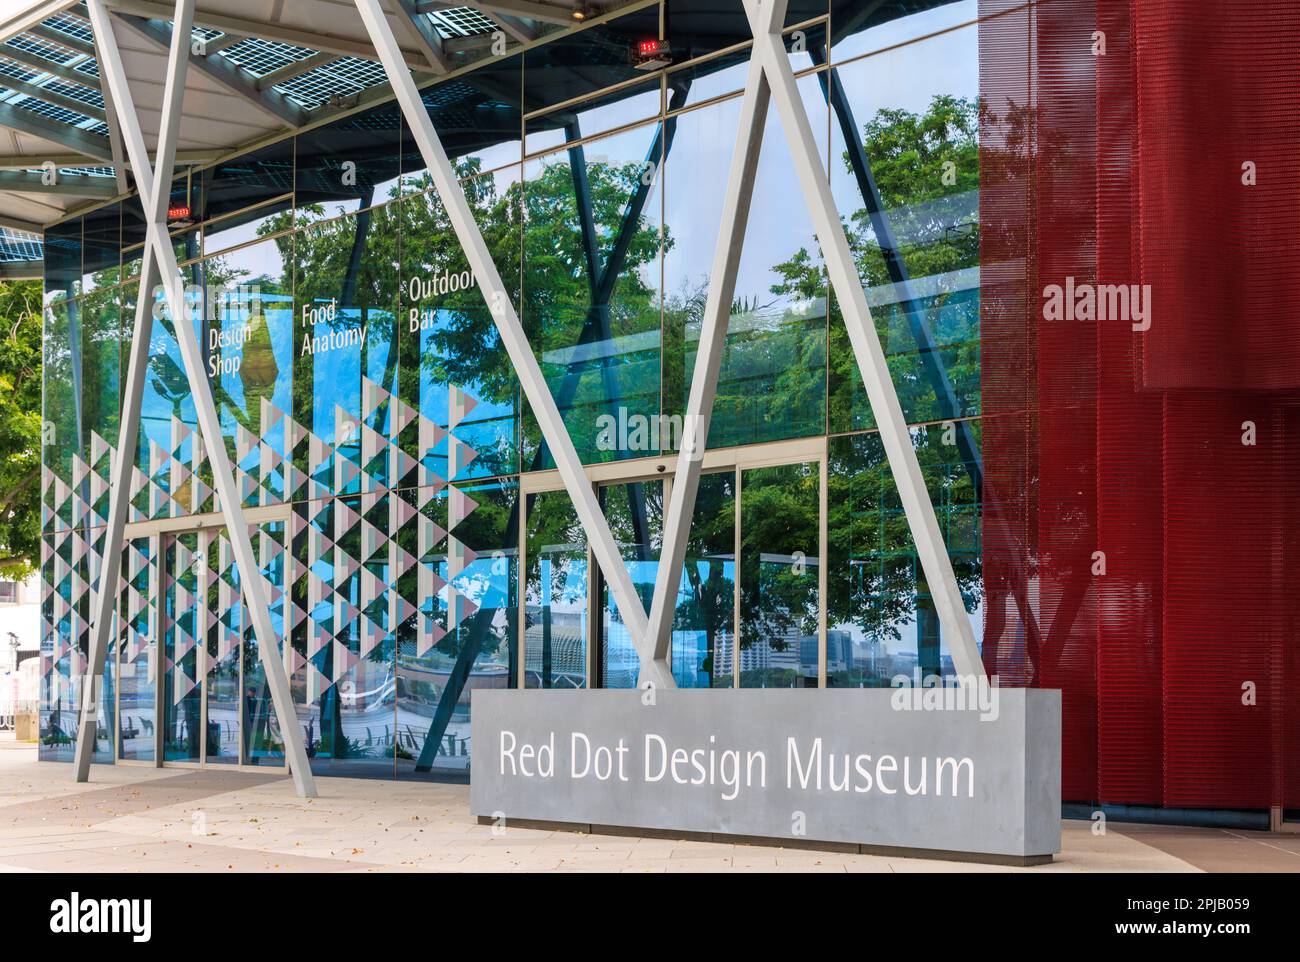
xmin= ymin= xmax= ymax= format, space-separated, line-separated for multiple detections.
xmin=979 ymin=0 xmax=1300 ymax=811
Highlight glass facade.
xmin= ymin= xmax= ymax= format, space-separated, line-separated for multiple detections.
xmin=40 ymin=0 xmax=985 ymax=779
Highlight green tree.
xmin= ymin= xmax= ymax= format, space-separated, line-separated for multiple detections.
xmin=0 ymin=279 xmax=42 ymax=576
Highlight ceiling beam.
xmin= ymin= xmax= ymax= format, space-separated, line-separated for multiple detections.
xmin=255 ymin=50 xmax=335 ymax=90
xmin=0 ymin=44 xmax=101 ymax=91
xmin=0 ymin=75 xmax=107 ymax=122
xmin=27 ymin=24 xmax=98 ymax=58
xmin=195 ymin=32 xmax=243 ymax=55
xmin=102 ymin=0 xmax=432 ymax=72
xmin=486 ymin=13 xmax=538 ymax=44
xmin=0 ymin=147 xmax=215 ymax=167
xmin=0 ymin=1 xmax=74 ymax=48
xmin=0 ymin=212 xmax=46 ymax=233
xmin=391 ymin=0 xmax=451 ymax=72
xmin=0 ymin=168 xmax=117 ymax=196
xmin=0 ymin=260 xmax=42 ymax=279
xmin=0 ymin=99 xmax=112 ymax=161
xmin=115 ymin=14 xmax=308 ymax=127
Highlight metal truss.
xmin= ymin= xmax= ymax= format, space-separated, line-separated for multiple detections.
xmin=73 ymin=0 xmax=316 ymax=797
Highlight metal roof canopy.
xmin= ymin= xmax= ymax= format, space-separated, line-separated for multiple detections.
xmin=0 ymin=0 xmax=962 ymax=275
xmin=0 ymin=0 xmax=584 ymax=267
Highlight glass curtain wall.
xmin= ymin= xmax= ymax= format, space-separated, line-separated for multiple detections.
xmin=40 ymin=0 xmax=986 ymax=778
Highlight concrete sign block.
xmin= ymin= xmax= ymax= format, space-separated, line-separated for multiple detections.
xmin=470 ymin=688 xmax=1061 ymax=862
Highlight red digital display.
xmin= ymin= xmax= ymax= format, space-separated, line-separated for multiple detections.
xmin=167 ymin=205 xmax=192 ymax=220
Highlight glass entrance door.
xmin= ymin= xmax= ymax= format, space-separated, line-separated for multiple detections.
xmin=157 ymin=522 xmax=288 ymax=767
xmin=520 ymin=439 xmax=825 ymax=690
xmin=597 ymin=478 xmax=663 ymax=689
xmin=737 ymin=461 xmax=820 ymax=688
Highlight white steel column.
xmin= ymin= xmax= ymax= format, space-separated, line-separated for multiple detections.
xmin=72 ymin=0 xmax=176 ymax=783
xmin=646 ymin=0 xmax=986 ymax=681
xmin=353 ymin=0 xmax=674 ymax=690
xmin=85 ymin=0 xmax=317 ymax=795
xmin=644 ymin=48 xmax=770 ymax=667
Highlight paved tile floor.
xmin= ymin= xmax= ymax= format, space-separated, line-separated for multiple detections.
xmin=2 ymin=738 xmax=1295 ymax=872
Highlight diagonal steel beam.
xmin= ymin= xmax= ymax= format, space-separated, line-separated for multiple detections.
xmin=115 ymin=14 xmax=308 ymax=127
xmin=98 ymin=74 xmax=130 ymax=193
xmin=73 ymin=0 xmax=181 ymax=787
xmin=81 ymin=0 xmax=317 ymax=795
xmin=353 ymin=0 xmax=672 ymax=689
xmin=644 ymin=52 xmax=769 ymax=666
xmin=745 ymin=0 xmax=984 ymax=679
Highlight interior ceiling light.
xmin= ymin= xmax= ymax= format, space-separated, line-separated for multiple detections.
xmin=571 ymin=2 xmax=592 ymax=21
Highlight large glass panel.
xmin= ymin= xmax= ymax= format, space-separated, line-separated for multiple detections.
xmin=289 ymin=496 xmax=398 ymax=778
xmin=82 ymin=203 xmax=120 ymax=292
xmin=397 ymin=169 xmax=521 ymax=485
xmin=829 ymin=0 xmax=974 ymax=64
xmin=671 ymin=470 xmax=736 ymax=688
xmin=739 ymin=461 xmax=820 ymax=688
xmin=134 ymin=270 xmax=202 ymax=521
xmin=38 ymin=535 xmax=77 ymax=762
xmin=118 ymin=535 xmax=157 ymax=761
xmin=78 ymin=287 xmax=122 ymax=496
xmin=520 ymin=4 xmax=662 ymax=120
xmin=825 ymin=23 xmax=980 ymax=432
xmin=203 ymin=236 xmax=295 ymax=508
xmin=291 ymin=208 xmax=400 ymax=501
xmin=524 ymin=489 xmax=588 ymax=688
xmin=522 ymin=122 xmax=663 ymax=468
xmin=194 ymin=138 xmax=296 ymax=251
xmin=395 ymin=476 xmax=519 ymax=780
xmin=401 ymin=53 xmax=523 ymax=190
xmin=827 ymin=426 xmax=981 ymax=686
xmin=203 ymin=530 xmax=240 ymax=763
xmin=162 ymin=532 xmax=202 ymax=761
xmin=296 ymin=104 xmax=402 ymax=226
xmin=243 ymin=521 xmax=287 ymax=765
xmin=39 ymin=530 xmax=111 ymax=763
xmin=525 ymin=77 xmax=661 ymax=156
xmin=44 ymin=217 xmax=81 ymax=303
xmin=599 ymin=479 xmax=663 ymax=688
xmin=665 ymin=73 xmax=830 ymax=450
